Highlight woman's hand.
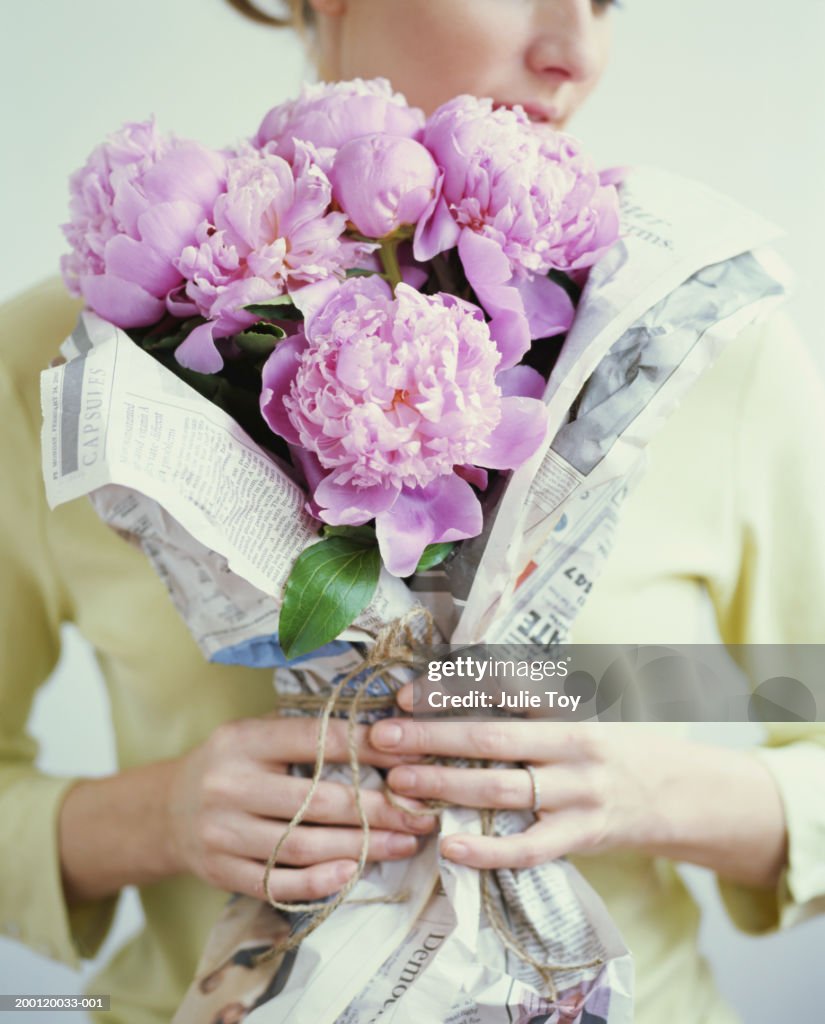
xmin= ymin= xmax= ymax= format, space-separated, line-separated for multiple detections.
xmin=369 ymin=686 xmax=787 ymax=889
xmin=166 ymin=715 xmax=438 ymax=903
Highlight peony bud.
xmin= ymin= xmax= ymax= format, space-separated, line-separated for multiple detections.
xmin=330 ymin=134 xmax=439 ymax=240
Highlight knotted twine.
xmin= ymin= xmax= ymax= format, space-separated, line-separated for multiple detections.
xmin=252 ymin=609 xmax=603 ymax=998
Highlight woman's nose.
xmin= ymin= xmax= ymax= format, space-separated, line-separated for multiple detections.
xmin=526 ymin=0 xmax=603 ymax=84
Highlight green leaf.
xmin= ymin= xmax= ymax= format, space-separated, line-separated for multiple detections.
xmin=139 ymin=316 xmax=206 ymax=354
xmin=248 ymin=321 xmax=287 ymax=338
xmin=235 ymin=324 xmax=286 ymax=357
xmin=279 ymin=537 xmax=381 ymax=658
xmin=143 ymin=330 xmax=186 ymax=352
xmin=243 ymin=297 xmax=303 ymax=322
xmin=547 ymin=268 xmax=582 ymax=306
xmin=415 ymin=543 xmax=454 ymax=572
xmin=345 ymin=268 xmax=379 ymax=279
xmin=172 ymin=365 xmax=223 ymax=400
xmin=321 ymin=524 xmax=377 ymax=546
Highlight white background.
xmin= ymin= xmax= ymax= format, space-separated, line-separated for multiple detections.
xmin=2 ymin=1 xmax=824 ymax=1021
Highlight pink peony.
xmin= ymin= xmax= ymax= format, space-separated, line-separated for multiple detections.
xmin=417 ymin=96 xmax=619 ymax=276
xmin=174 ymin=144 xmax=371 ymax=373
xmin=260 ymin=277 xmax=548 ymax=576
xmin=61 ymin=120 xmax=226 ymax=328
xmin=415 ymin=97 xmax=620 ymax=357
xmin=255 ymin=79 xmax=425 ymax=173
xmin=330 ymin=134 xmax=440 ymax=239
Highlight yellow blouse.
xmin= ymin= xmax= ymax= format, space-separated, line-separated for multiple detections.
xmin=1 ymin=279 xmax=824 ymax=1024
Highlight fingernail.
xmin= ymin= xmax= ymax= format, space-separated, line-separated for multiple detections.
xmin=388 ymin=833 xmax=417 ymax=856
xmin=374 ymin=722 xmax=402 ymax=748
xmin=391 ymin=767 xmax=416 ymax=791
xmin=441 ymin=841 xmax=468 ymax=861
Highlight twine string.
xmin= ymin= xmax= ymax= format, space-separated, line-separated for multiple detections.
xmin=252 ymin=611 xmax=430 ymax=966
xmin=251 ymin=609 xmax=605 ymax=993
xmin=477 ymin=809 xmax=604 ymax=1001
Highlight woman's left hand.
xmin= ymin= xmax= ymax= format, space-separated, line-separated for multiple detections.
xmin=369 ymin=685 xmax=787 ymax=888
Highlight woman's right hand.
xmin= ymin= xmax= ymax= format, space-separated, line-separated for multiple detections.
xmin=165 ymin=715 xmax=438 ymax=904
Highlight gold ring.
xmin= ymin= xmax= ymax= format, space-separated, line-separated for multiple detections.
xmin=524 ymin=765 xmax=541 ymax=814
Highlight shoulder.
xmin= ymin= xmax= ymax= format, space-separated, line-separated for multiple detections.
xmin=0 ymin=277 xmax=83 ymax=428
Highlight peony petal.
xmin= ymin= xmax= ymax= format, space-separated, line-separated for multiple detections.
xmin=175 ymin=321 xmax=224 ymax=374
xmin=496 ymin=364 xmax=547 ymax=400
xmin=141 ymin=142 xmax=226 ymax=210
xmin=166 ymin=288 xmax=199 ymax=319
xmin=413 ymin=191 xmax=460 ymax=262
xmin=315 ymin=474 xmax=400 ymax=527
xmin=454 ymin=464 xmax=489 ymax=490
xmin=571 ymin=185 xmax=621 ymax=269
xmin=457 ymin=230 xmax=531 ymax=368
xmin=289 ymin=278 xmax=343 ymax=331
xmin=260 ymin=333 xmax=309 ymax=445
xmin=207 ymin=277 xmax=278 ymax=336
xmin=103 ymin=235 xmax=181 ymax=297
xmin=477 ymin=396 xmax=548 ymax=470
xmin=258 ymin=87 xmax=425 ymax=164
xmin=80 ymin=273 xmax=165 ymax=327
xmin=137 ymin=200 xmax=203 ymax=260
xmin=486 ymin=308 xmax=531 ymax=371
xmin=111 ymin=178 xmax=147 ymax=238
xmin=288 ymin=445 xmax=326 ymax=518
xmin=514 ymin=274 xmax=575 ymax=339
xmin=375 ymin=475 xmax=482 ymax=577
xmin=458 ymin=228 xmax=513 ymax=294
xmin=599 ymin=166 xmax=628 ymax=189
xmin=400 ymin=262 xmax=428 ymax=290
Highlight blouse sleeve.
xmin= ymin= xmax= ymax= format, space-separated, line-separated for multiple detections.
xmin=0 ymin=281 xmax=118 ymax=967
xmin=709 ymin=311 xmax=825 ymax=933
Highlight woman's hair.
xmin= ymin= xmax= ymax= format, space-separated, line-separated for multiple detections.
xmin=224 ymin=0 xmax=314 ymax=31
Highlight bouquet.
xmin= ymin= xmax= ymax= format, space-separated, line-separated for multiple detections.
xmin=59 ymin=78 xmax=618 ymax=659
xmin=44 ymin=77 xmax=788 ymax=1024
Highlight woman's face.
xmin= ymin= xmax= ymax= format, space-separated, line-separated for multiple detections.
xmin=311 ymin=0 xmax=614 ymax=127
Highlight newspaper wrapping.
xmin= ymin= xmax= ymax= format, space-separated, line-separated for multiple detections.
xmin=40 ymin=167 xmax=788 ymax=1024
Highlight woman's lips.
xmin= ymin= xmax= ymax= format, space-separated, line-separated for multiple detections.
xmin=493 ymin=100 xmax=563 ymax=129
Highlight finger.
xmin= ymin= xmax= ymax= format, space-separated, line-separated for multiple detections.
xmin=370 ymin=719 xmax=594 ymax=763
xmin=210 ymin=853 xmax=359 ymax=903
xmin=386 ymin=764 xmax=591 ymax=812
xmin=211 ymin=815 xmax=422 ymax=865
xmin=223 ymin=717 xmax=418 ymax=769
xmin=234 ymin=774 xmax=438 ymax=834
xmin=397 ymin=683 xmax=416 ymax=713
xmin=439 ymin=813 xmax=597 ymax=870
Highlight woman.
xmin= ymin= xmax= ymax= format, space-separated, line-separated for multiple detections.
xmin=1 ymin=1 xmax=823 ymax=1022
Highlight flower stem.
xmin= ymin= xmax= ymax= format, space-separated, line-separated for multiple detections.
xmin=379 ymin=238 xmax=403 ymax=293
